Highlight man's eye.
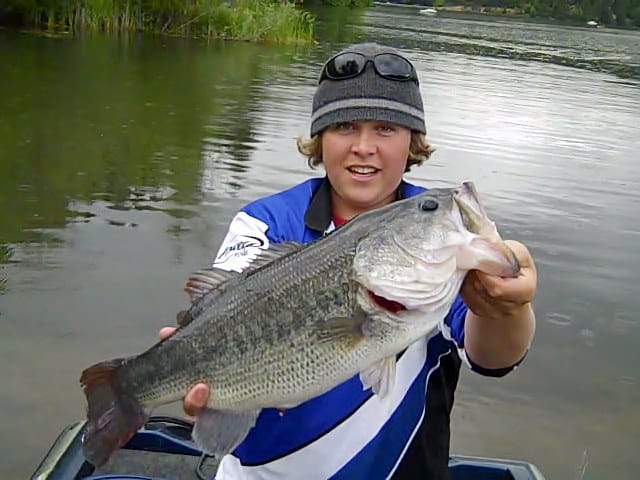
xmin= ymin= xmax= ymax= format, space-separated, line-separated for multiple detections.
xmin=378 ymin=124 xmax=395 ymax=134
xmin=335 ymin=122 xmax=354 ymax=131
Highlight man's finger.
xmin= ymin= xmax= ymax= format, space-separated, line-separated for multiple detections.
xmin=159 ymin=326 xmax=177 ymax=340
xmin=184 ymin=383 xmax=210 ymax=417
xmin=475 ymin=270 xmax=535 ymax=303
xmin=504 ymin=240 xmax=534 ymax=270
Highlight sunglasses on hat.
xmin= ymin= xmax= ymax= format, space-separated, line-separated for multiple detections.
xmin=319 ymin=51 xmax=419 ymax=84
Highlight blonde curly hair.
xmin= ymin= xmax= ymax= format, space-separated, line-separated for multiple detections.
xmin=296 ymin=131 xmax=434 ymax=172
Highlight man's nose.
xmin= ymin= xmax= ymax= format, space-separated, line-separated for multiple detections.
xmin=350 ymin=129 xmax=377 ymax=156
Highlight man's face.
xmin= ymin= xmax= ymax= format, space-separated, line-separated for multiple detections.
xmin=321 ymin=120 xmax=411 ymax=219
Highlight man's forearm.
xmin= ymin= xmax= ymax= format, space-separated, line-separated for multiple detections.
xmin=463 ymin=304 xmax=536 ymax=370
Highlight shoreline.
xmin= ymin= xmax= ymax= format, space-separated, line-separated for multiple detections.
xmin=372 ymin=2 xmax=640 ymax=30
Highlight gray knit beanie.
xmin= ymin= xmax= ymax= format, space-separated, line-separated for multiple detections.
xmin=310 ymin=43 xmax=425 ymax=137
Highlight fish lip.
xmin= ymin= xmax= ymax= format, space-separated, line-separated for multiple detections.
xmin=453 ymin=182 xmax=493 ymax=236
xmin=455 ymin=182 xmax=487 ymax=218
xmin=454 ymin=183 xmax=521 ymax=277
xmin=504 ymin=243 xmax=521 ymax=277
xmin=453 ymin=194 xmax=482 ymax=234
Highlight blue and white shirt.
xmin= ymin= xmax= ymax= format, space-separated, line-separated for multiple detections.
xmin=209 ymin=177 xmax=515 ymax=480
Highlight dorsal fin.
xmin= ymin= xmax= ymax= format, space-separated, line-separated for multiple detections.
xmin=248 ymin=242 xmax=305 ymax=267
xmin=183 ymin=242 xmax=305 ymax=304
xmin=184 ymin=268 xmax=240 ymax=302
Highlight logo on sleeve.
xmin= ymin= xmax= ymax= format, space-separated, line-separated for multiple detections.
xmin=214 ymin=235 xmax=266 ymax=264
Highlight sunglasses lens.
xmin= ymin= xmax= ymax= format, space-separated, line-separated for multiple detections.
xmin=322 ymin=52 xmax=416 ymax=84
xmin=325 ymin=53 xmax=366 ymax=79
xmin=374 ymin=53 xmax=414 ymax=79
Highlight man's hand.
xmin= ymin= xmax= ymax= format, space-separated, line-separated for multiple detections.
xmin=461 ymin=240 xmax=537 ymax=320
xmin=159 ymin=327 xmax=210 ymax=417
xmin=461 ymin=240 xmax=537 ymax=369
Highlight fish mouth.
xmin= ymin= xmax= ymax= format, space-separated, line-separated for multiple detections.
xmin=453 ymin=182 xmax=520 ymax=277
xmin=453 ymin=182 xmax=489 ymax=234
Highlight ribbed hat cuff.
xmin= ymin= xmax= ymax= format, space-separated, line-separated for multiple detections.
xmin=310 ymin=105 xmax=426 ymax=136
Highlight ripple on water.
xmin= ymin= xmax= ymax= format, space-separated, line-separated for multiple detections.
xmin=618 ymin=376 xmax=637 ymax=386
xmin=612 ymin=311 xmax=639 ymax=334
xmin=545 ymin=312 xmax=574 ymax=327
xmin=579 ymin=328 xmax=597 ymax=347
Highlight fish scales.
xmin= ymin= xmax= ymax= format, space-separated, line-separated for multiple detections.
xmin=122 ymin=228 xmax=367 ymax=409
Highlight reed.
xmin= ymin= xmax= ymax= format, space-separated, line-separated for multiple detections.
xmin=1 ymin=0 xmax=315 ymax=43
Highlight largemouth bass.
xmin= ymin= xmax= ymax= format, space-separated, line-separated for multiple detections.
xmin=80 ymin=182 xmax=519 ymax=467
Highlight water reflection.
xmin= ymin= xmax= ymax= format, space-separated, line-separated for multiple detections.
xmin=0 ymin=34 xmax=316 ymax=266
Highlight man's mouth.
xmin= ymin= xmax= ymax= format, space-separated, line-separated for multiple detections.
xmin=348 ymin=166 xmax=379 ymax=175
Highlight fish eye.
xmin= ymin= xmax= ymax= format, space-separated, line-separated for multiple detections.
xmin=419 ymin=199 xmax=439 ymax=211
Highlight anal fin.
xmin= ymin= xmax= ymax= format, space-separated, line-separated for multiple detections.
xmin=359 ymin=355 xmax=397 ymax=399
xmin=193 ymin=408 xmax=260 ymax=458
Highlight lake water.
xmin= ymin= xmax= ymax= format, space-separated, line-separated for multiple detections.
xmin=1 ymin=5 xmax=639 ymax=479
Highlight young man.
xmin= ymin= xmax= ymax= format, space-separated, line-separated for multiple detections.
xmin=160 ymin=42 xmax=537 ymax=479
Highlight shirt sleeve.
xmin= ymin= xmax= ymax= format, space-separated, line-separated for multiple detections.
xmin=441 ymin=294 xmax=525 ymax=378
xmin=211 ymin=211 xmax=272 ymax=272
xmin=182 ymin=211 xmax=273 ymax=303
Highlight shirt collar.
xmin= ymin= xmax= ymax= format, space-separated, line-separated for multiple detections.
xmin=304 ymin=176 xmax=409 ymax=233
xmin=304 ymin=177 xmax=334 ymax=233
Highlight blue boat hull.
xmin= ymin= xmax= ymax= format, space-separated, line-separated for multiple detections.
xmin=32 ymin=416 xmax=546 ymax=480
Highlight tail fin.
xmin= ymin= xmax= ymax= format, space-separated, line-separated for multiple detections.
xmin=79 ymin=359 xmax=148 ymax=467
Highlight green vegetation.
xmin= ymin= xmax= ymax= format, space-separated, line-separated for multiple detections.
xmin=454 ymin=0 xmax=640 ymax=26
xmin=318 ymin=0 xmax=372 ymax=5
xmin=0 ymin=0 xmax=315 ymax=42
xmin=390 ymin=0 xmax=640 ymax=27
xmin=515 ymin=0 xmax=640 ymax=26
xmin=303 ymin=0 xmax=372 ymax=42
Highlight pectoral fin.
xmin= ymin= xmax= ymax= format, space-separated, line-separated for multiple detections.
xmin=193 ymin=408 xmax=260 ymax=457
xmin=359 ymin=355 xmax=397 ymax=399
xmin=316 ymin=311 xmax=369 ymax=348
